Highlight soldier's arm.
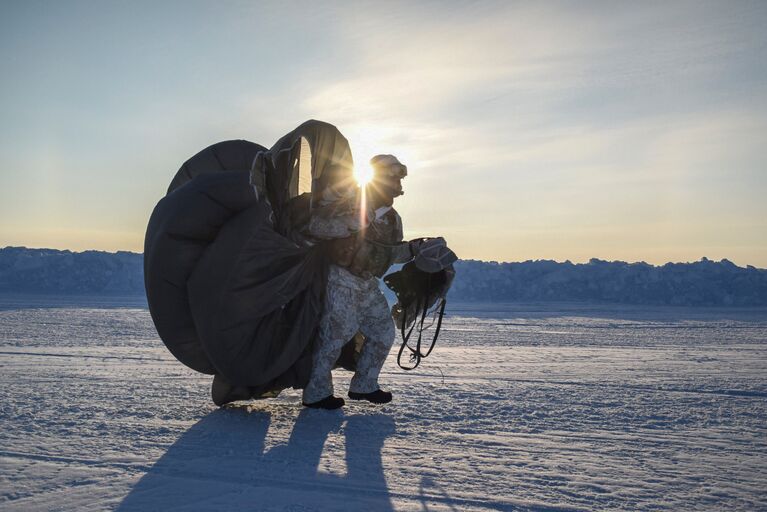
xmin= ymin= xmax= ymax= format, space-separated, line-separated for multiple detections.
xmin=307 ymin=213 xmax=360 ymax=239
xmin=390 ymin=242 xmax=415 ymax=263
xmin=306 ymin=190 xmax=367 ymax=239
xmin=388 ymin=210 xmax=416 ymax=263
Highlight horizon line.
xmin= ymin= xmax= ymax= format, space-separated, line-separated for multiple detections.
xmin=2 ymin=245 xmax=764 ymax=271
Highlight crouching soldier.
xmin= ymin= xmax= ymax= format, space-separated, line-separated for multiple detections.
xmin=302 ymin=155 xmax=422 ymax=409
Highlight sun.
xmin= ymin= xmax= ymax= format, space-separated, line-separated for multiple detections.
xmin=347 ymin=124 xmax=385 ymax=187
xmin=347 ymin=123 xmax=414 ymax=187
xmin=354 ymin=162 xmax=374 ymax=186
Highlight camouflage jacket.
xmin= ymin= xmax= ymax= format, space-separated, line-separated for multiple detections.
xmin=348 ymin=207 xmax=412 ymax=279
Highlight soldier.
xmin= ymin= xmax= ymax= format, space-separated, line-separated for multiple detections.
xmin=302 ymin=155 xmax=421 ymax=409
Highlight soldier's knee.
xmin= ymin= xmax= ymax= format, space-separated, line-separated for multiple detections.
xmin=366 ymin=320 xmax=395 ymax=348
xmin=320 ymin=315 xmax=359 ymax=348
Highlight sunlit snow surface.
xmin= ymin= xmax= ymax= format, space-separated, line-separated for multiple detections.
xmin=1 ymin=297 xmax=766 ymax=511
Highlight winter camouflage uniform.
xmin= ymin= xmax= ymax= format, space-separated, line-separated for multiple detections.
xmin=302 ymin=206 xmax=413 ymax=403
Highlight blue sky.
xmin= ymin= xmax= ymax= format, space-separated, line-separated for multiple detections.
xmin=1 ymin=0 xmax=766 ymax=265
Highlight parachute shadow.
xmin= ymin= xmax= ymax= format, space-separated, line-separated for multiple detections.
xmin=117 ymin=407 xmax=396 ymax=511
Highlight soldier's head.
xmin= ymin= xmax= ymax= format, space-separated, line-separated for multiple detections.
xmin=368 ymin=154 xmax=407 ymax=207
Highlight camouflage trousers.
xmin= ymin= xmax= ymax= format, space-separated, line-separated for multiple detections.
xmin=303 ymin=265 xmax=396 ymax=404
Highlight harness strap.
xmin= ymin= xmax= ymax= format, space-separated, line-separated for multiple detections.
xmin=396 ymin=289 xmax=447 ymax=370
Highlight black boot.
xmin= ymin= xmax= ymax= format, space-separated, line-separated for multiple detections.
xmin=211 ymin=374 xmax=252 ymax=406
xmin=348 ymin=389 xmax=392 ymax=404
xmin=302 ymin=395 xmax=345 ymax=410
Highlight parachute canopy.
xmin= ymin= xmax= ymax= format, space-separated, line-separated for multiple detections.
xmin=144 ymin=120 xmax=355 ymax=395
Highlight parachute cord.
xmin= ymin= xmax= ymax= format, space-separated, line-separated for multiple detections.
xmin=396 ymin=306 xmax=410 ymax=369
xmin=421 ymin=298 xmax=446 ymax=359
xmin=415 ymin=271 xmax=446 ymax=360
xmin=396 ymin=296 xmax=420 ymax=370
xmin=436 ymin=366 xmax=445 ymax=386
xmin=400 ymin=299 xmax=418 ymax=346
xmin=412 ymin=295 xmax=429 ymax=365
xmin=396 ymin=293 xmax=447 ymax=371
xmin=396 ymin=299 xmax=420 ymax=370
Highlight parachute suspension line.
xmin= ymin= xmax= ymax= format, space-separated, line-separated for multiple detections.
xmin=396 ymin=272 xmax=447 ymax=371
xmin=436 ymin=365 xmax=446 ymax=386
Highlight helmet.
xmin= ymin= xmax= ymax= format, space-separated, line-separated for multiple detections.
xmin=370 ymin=154 xmax=407 ymax=199
xmin=370 ymin=154 xmax=407 ymax=179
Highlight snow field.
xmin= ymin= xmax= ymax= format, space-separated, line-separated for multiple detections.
xmin=1 ymin=301 xmax=765 ymax=510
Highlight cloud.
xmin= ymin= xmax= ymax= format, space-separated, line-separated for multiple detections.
xmin=1 ymin=1 xmax=765 ymax=264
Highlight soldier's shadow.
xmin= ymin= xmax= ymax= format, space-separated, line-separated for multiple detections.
xmin=117 ymin=407 xmax=396 ymax=511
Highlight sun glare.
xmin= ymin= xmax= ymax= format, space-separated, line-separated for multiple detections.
xmin=347 ymin=122 xmax=412 ymax=187
xmin=348 ymin=124 xmax=386 ymax=187
xmin=354 ymin=162 xmax=374 ymax=186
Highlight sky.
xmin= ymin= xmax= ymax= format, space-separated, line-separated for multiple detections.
xmin=1 ymin=0 xmax=766 ymax=266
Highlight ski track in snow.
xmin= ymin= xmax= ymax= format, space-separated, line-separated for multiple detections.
xmin=0 ymin=298 xmax=765 ymax=511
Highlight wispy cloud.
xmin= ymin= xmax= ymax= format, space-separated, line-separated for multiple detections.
xmin=1 ymin=1 xmax=765 ymax=264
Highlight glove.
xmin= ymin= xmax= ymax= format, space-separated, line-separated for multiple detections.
xmin=407 ymin=238 xmax=425 ymax=257
xmin=411 ymin=237 xmax=458 ymax=273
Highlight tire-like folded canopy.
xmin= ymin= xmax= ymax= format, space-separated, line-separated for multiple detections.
xmin=144 ymin=121 xmax=355 ymax=395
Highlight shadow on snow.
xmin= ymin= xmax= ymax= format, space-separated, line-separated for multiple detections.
xmin=117 ymin=407 xmax=396 ymax=511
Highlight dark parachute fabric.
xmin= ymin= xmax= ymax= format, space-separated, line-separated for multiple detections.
xmin=167 ymin=139 xmax=264 ymax=194
xmin=144 ymin=170 xmax=259 ymax=375
xmin=145 ymin=141 xmax=265 ymax=376
xmin=144 ymin=122 xmax=349 ymax=397
xmin=187 ymin=200 xmax=329 ymax=392
xmin=384 ymin=262 xmax=453 ymax=371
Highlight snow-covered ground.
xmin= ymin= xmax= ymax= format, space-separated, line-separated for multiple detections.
xmin=1 ymin=298 xmax=766 ymax=511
